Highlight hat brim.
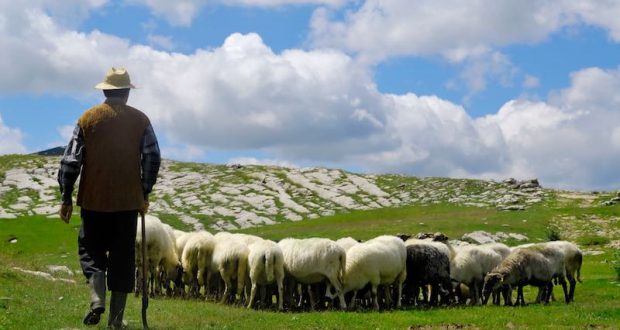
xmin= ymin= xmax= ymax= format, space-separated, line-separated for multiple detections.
xmin=94 ymin=82 xmax=136 ymax=90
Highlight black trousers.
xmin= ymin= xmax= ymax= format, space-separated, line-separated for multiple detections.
xmin=78 ymin=209 xmax=138 ymax=293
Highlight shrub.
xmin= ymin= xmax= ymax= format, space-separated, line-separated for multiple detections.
xmin=577 ymin=234 xmax=610 ymax=246
xmin=610 ymin=250 xmax=620 ymax=280
xmin=545 ymin=224 xmax=561 ymax=241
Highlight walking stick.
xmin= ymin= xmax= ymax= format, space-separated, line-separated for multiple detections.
xmin=140 ymin=211 xmax=149 ymax=330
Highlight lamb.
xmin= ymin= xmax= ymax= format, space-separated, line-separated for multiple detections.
xmin=543 ymin=241 xmax=582 ymax=301
xmin=342 ymin=235 xmax=407 ymax=310
xmin=403 ymin=240 xmax=452 ymax=306
xmin=246 ymin=239 xmax=285 ymax=310
xmin=336 ymin=237 xmax=360 ymax=252
xmin=450 ymin=245 xmax=502 ymax=305
xmin=135 ymin=215 xmax=182 ymax=297
xmin=181 ymin=230 xmax=215 ymax=298
xmin=210 ymin=233 xmax=250 ymax=304
xmin=482 ymin=248 xmax=555 ymax=306
xmin=277 ymin=237 xmax=347 ymax=310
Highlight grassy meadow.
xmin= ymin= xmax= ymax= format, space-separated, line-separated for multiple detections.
xmin=2 ymin=201 xmax=620 ymax=329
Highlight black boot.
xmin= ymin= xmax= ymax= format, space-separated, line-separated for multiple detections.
xmin=108 ymin=291 xmax=128 ymax=329
xmin=83 ymin=271 xmax=106 ymax=325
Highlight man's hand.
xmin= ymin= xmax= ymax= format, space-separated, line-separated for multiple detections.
xmin=59 ymin=204 xmax=73 ymax=223
xmin=140 ymin=201 xmax=149 ymax=216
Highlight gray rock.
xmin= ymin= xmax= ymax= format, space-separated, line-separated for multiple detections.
xmin=462 ymin=231 xmax=497 ymax=244
xmin=508 ymin=233 xmax=528 ymax=241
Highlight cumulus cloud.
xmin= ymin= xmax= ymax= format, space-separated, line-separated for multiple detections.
xmin=523 ymin=75 xmax=540 ymax=89
xmin=310 ymin=0 xmax=620 ymax=62
xmin=308 ymin=0 xmax=620 ymax=97
xmin=130 ymin=0 xmax=351 ymax=26
xmin=3 ymin=4 xmax=620 ymax=190
xmin=0 ymin=115 xmax=27 ymax=155
xmin=147 ymin=34 xmax=176 ymax=50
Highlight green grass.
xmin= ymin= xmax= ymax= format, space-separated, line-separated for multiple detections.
xmin=2 ymin=203 xmax=620 ymax=329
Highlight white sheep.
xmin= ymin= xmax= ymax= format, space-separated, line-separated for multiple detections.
xmin=135 ymin=215 xmax=181 ymax=297
xmin=173 ymin=229 xmax=191 ymax=260
xmin=544 ymin=241 xmax=583 ymax=301
xmin=481 ymin=242 xmax=511 ymax=260
xmin=336 ymin=237 xmax=359 ymax=252
xmin=342 ymin=235 xmax=407 ymax=310
xmin=516 ymin=243 xmax=569 ymax=304
xmin=450 ymin=245 xmax=502 ymax=305
xmin=277 ymin=237 xmax=347 ymax=310
xmin=210 ymin=233 xmax=250 ymax=304
xmin=246 ymin=239 xmax=285 ymax=310
xmin=181 ymin=230 xmax=215 ymax=298
xmin=482 ymin=248 xmax=555 ymax=305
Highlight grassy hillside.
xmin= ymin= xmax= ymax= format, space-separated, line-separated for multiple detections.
xmin=2 ymin=202 xmax=620 ymax=329
xmin=1 ymin=154 xmax=620 ymax=329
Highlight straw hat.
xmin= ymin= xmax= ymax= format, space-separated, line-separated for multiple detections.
xmin=95 ymin=67 xmax=136 ymax=90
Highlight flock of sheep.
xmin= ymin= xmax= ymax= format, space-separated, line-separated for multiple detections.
xmin=135 ymin=215 xmax=583 ymax=311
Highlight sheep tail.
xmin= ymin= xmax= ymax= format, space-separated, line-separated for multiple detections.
xmin=265 ymin=251 xmax=275 ymax=283
xmin=576 ymin=251 xmax=583 ymax=283
xmin=337 ymin=251 xmax=346 ymax=290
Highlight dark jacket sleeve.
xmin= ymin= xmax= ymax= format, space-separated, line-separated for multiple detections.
xmin=140 ymin=123 xmax=161 ymax=201
xmin=57 ymin=125 xmax=84 ymax=205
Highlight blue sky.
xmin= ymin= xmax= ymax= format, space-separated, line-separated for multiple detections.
xmin=1 ymin=0 xmax=620 ymax=190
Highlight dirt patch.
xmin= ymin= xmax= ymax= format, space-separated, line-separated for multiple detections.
xmin=556 ymin=192 xmax=598 ymax=208
xmin=409 ymin=325 xmax=480 ymax=330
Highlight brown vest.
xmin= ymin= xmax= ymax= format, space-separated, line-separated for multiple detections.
xmin=76 ymin=101 xmax=150 ymax=212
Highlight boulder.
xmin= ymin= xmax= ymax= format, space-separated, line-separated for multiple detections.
xmin=462 ymin=231 xmax=497 ymax=244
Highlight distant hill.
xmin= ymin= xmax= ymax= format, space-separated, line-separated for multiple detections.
xmin=0 ymin=154 xmax=565 ymax=232
xmin=33 ymin=146 xmax=65 ymax=156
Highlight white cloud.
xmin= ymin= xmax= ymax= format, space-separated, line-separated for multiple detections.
xmin=308 ymin=0 xmax=620 ymax=98
xmin=147 ymin=34 xmax=175 ymax=50
xmin=129 ymin=0 xmax=350 ymax=26
xmin=57 ymin=125 xmax=75 ymax=143
xmin=0 ymin=115 xmax=27 ymax=155
xmin=310 ymin=0 xmax=620 ymax=62
xmin=227 ymin=157 xmax=298 ymax=168
xmin=159 ymin=144 xmax=207 ymax=162
xmin=523 ymin=75 xmax=540 ymax=89
xmin=3 ymin=4 xmax=620 ymax=190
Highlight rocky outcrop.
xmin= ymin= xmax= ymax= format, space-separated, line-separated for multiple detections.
xmin=0 ymin=156 xmax=550 ymax=231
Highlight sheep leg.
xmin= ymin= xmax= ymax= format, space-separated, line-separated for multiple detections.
xmin=220 ymin=276 xmax=232 ymax=304
xmin=545 ymin=282 xmax=554 ymax=304
xmin=396 ymin=282 xmax=403 ymax=309
xmin=422 ymin=285 xmax=429 ymax=303
xmin=454 ymin=283 xmax=464 ymax=305
xmin=348 ymin=291 xmax=358 ymax=310
xmin=308 ymin=285 xmax=316 ymax=311
xmin=296 ymin=284 xmax=304 ymax=308
xmin=568 ymin=276 xmax=577 ymax=302
xmin=502 ymin=286 xmax=512 ymax=306
xmin=517 ymin=285 xmax=525 ymax=306
xmin=383 ymin=285 xmax=392 ymax=307
xmin=247 ymin=282 xmax=258 ymax=309
xmin=277 ymin=279 xmax=284 ymax=311
xmin=371 ymin=285 xmax=380 ymax=311
xmin=559 ymin=277 xmax=569 ymax=304
xmin=429 ymin=284 xmax=439 ymax=306
xmin=469 ymin=281 xmax=478 ymax=306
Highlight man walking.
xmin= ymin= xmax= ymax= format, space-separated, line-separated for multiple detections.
xmin=58 ymin=67 xmax=161 ymax=328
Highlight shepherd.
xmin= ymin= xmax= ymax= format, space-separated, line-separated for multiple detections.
xmin=58 ymin=67 xmax=161 ymax=328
